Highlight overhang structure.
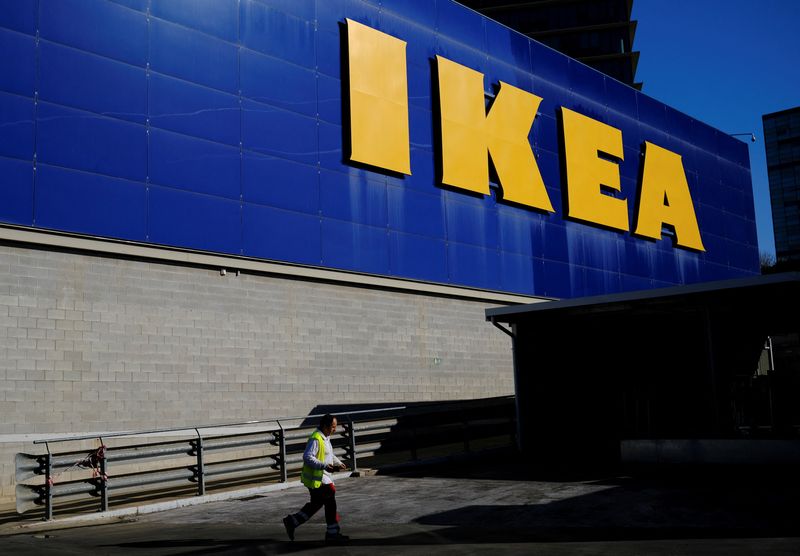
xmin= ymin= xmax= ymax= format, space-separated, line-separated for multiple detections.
xmin=486 ymin=273 xmax=800 ymax=464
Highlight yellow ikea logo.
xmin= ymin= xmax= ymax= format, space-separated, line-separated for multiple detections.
xmin=345 ymin=19 xmax=705 ymax=252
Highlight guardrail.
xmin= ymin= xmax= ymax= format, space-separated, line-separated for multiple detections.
xmin=16 ymin=397 xmax=515 ymax=520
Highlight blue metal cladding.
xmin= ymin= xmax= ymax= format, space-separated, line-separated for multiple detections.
xmin=0 ymin=0 xmax=759 ymax=298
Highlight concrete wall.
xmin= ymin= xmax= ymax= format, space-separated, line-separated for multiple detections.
xmin=0 ymin=242 xmax=515 ymax=503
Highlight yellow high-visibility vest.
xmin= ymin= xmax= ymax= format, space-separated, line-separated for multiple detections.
xmin=300 ymin=430 xmax=326 ymax=489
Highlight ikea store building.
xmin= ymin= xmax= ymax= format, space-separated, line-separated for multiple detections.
xmin=0 ymin=0 xmax=758 ymax=500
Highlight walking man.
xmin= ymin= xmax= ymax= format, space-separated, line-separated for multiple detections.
xmin=283 ymin=414 xmax=349 ymax=543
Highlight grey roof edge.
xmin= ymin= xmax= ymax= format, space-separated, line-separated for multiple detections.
xmin=485 ymin=272 xmax=800 ymax=322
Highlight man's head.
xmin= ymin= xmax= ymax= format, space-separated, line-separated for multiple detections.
xmin=320 ymin=413 xmax=337 ymax=436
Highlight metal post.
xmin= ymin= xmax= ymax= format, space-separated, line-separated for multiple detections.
xmin=767 ymin=339 xmax=776 ymax=430
xmin=346 ymin=416 xmax=358 ymax=473
xmin=44 ymin=443 xmax=53 ymax=521
xmin=505 ymin=322 xmax=524 ymax=453
xmin=277 ymin=421 xmax=287 ymax=483
xmin=98 ymin=437 xmax=109 ymax=512
xmin=767 ymin=336 xmax=775 ymax=371
xmin=194 ymin=429 xmax=205 ymax=496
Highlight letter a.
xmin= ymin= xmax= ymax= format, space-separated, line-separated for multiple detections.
xmin=634 ymin=141 xmax=705 ymax=251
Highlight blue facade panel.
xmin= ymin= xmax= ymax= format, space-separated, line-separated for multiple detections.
xmin=0 ymin=0 xmax=759 ymax=298
xmin=0 ymin=0 xmax=37 ymax=35
xmin=315 ymin=29 xmax=341 ymax=79
xmin=149 ymin=128 xmax=241 ymax=200
xmin=149 ymin=73 xmax=239 ymax=146
xmin=448 ymin=242 xmax=502 ymax=291
xmin=317 ymin=121 xmax=347 ymax=172
xmin=320 ymin=170 xmax=388 ymax=229
xmin=36 ymin=102 xmax=147 ymax=182
xmin=0 ymin=157 xmax=33 ymax=226
xmin=242 ymin=99 xmax=318 ymax=166
xmin=239 ymin=0 xmax=315 ymax=67
xmin=321 ymin=219 xmax=390 ymax=276
xmin=242 ymin=152 xmax=319 ymax=214
xmin=108 ymin=0 xmax=149 ymax=13
xmin=0 ymin=28 xmax=36 ymax=97
xmin=0 ymin=92 xmax=35 ymax=161
xmin=148 ymin=185 xmax=241 ymax=254
xmin=39 ymin=41 xmax=148 ymax=124
xmin=317 ymin=74 xmax=343 ymax=126
xmin=446 ymin=196 xmax=499 ymax=249
xmin=387 ymin=186 xmax=446 ymax=238
xmin=500 ymin=251 xmax=536 ymax=295
xmin=39 ymin=0 xmax=148 ymax=67
xmin=389 ymin=231 xmax=448 ymax=284
xmin=149 ymin=18 xmax=239 ymax=94
xmin=242 ymin=203 xmax=321 ymax=266
xmin=35 ymin=165 xmax=147 ymax=241
xmin=150 ymin=0 xmax=239 ymax=43
xmin=240 ymin=49 xmax=318 ymax=119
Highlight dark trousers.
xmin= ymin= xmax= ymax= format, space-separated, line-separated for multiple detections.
xmin=297 ymin=483 xmax=339 ymax=526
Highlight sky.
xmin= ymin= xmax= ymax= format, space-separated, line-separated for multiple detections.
xmin=631 ymin=0 xmax=800 ymax=257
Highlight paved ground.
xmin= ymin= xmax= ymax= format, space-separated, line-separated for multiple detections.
xmin=2 ymin=461 xmax=800 ymax=555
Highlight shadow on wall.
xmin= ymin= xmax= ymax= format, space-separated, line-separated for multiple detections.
xmin=301 ymin=396 xmax=517 ymax=469
xmin=303 ymin=396 xmax=514 ymax=424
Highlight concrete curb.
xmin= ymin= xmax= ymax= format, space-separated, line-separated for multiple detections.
xmin=1 ymin=472 xmax=352 ymax=536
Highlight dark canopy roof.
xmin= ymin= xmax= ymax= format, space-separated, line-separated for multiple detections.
xmin=486 ymin=273 xmax=800 ymax=459
xmin=486 ymin=273 xmax=800 ymax=330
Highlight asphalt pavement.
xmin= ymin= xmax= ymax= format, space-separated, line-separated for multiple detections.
xmin=2 ymin=460 xmax=800 ymax=555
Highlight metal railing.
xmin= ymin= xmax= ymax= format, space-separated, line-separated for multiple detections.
xmin=15 ymin=397 xmax=515 ymax=520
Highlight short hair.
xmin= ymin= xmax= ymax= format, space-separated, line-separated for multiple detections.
xmin=319 ymin=413 xmax=336 ymax=429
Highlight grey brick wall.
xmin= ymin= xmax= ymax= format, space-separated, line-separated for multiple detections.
xmin=0 ymin=243 xmax=515 ymax=503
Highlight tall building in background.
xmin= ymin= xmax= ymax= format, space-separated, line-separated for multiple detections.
xmin=459 ymin=0 xmax=641 ymax=88
xmin=764 ymin=107 xmax=800 ymax=265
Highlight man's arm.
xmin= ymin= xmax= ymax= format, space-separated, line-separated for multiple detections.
xmin=331 ymin=452 xmax=346 ymax=469
xmin=302 ymin=438 xmax=325 ymax=469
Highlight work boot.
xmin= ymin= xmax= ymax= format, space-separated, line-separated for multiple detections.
xmin=282 ymin=515 xmax=296 ymax=541
xmin=325 ymin=532 xmax=350 ymax=544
